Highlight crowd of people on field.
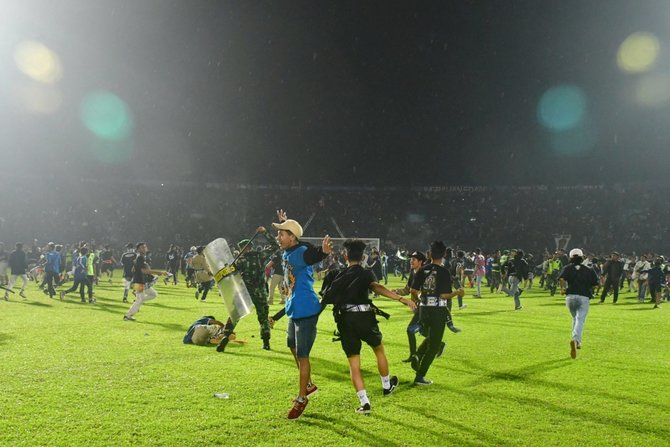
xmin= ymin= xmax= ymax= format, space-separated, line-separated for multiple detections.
xmin=2 ymin=198 xmax=667 ymax=420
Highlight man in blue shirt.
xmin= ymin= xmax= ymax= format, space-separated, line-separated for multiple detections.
xmin=44 ymin=242 xmax=61 ymax=299
xmin=273 ymin=209 xmax=332 ymax=420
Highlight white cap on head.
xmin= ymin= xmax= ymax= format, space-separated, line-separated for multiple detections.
xmin=272 ymin=219 xmax=303 ymax=239
xmin=569 ymin=248 xmax=584 ymax=258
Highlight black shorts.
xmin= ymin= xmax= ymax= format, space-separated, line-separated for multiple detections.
xmin=649 ymin=283 xmax=663 ymax=295
xmin=100 ymin=262 xmax=114 ymax=273
xmin=336 ymin=311 xmax=383 ymax=357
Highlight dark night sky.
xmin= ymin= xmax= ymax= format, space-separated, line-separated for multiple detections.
xmin=2 ymin=0 xmax=670 ymax=186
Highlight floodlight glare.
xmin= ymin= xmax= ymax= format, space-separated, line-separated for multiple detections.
xmin=617 ymin=32 xmax=660 ymax=74
xmin=13 ymin=40 xmax=63 ymax=84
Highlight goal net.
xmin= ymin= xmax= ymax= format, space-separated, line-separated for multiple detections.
xmin=300 ymin=237 xmax=381 ymax=252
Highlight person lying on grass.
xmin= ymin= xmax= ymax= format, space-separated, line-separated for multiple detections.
xmin=183 ymin=315 xmax=240 ymax=346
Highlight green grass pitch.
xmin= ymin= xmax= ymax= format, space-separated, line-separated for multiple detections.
xmin=1 ymin=273 xmax=669 ymax=446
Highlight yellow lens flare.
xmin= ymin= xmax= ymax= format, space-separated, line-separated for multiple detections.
xmin=13 ymin=40 xmax=63 ymax=84
xmin=617 ymin=32 xmax=660 ymax=74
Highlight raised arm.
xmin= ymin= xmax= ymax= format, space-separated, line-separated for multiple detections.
xmin=371 ymin=282 xmax=416 ymax=310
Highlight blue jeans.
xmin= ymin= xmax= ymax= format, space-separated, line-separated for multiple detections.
xmin=287 ymin=314 xmax=319 ymax=358
xmin=503 ymin=276 xmax=522 ymax=308
xmin=637 ymin=280 xmax=648 ymax=301
xmin=566 ymin=294 xmax=590 ymax=344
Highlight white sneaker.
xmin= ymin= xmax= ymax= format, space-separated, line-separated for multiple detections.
xmin=459 ymin=304 xmax=467 ymax=310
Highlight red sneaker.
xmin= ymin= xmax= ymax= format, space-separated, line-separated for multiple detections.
xmin=306 ymin=383 xmax=318 ymax=396
xmin=287 ymin=397 xmax=308 ymax=420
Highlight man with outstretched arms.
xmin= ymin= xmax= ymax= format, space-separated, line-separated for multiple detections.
xmin=273 ymin=209 xmax=332 ymax=420
xmin=321 ymin=239 xmax=415 ymax=414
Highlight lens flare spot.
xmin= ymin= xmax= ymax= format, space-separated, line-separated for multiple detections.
xmin=88 ymin=139 xmax=134 ymax=164
xmin=15 ymin=81 xmax=63 ymax=114
xmin=80 ymin=91 xmax=134 ymax=140
xmin=537 ymin=85 xmax=587 ymax=131
xmin=13 ymin=40 xmax=63 ymax=84
xmin=634 ymin=73 xmax=670 ymax=108
xmin=549 ymin=121 xmax=597 ymax=157
xmin=617 ymin=32 xmax=660 ymax=74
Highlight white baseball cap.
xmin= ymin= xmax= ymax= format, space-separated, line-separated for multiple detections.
xmin=569 ymin=248 xmax=584 ymax=258
xmin=272 ymin=219 xmax=303 ymax=239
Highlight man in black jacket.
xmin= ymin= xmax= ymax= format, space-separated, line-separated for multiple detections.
xmin=5 ymin=243 xmax=28 ymax=300
xmin=502 ymin=249 xmax=529 ymax=310
xmin=599 ymin=252 xmax=624 ymax=304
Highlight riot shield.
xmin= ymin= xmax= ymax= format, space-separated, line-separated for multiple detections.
xmin=204 ymin=238 xmax=254 ymax=324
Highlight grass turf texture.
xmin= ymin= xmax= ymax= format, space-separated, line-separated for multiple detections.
xmin=1 ymin=274 xmax=669 ymax=447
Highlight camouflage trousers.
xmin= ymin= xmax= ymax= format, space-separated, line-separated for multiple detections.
xmin=249 ymin=286 xmax=271 ymax=341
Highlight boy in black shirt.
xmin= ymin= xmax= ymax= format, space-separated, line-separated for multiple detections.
xmin=322 ymin=239 xmax=415 ymax=414
xmin=99 ymin=245 xmax=116 ymax=283
xmin=120 ymin=243 xmax=137 ymax=303
xmin=164 ymin=245 xmax=180 ymax=286
xmin=393 ymin=250 xmax=427 ymax=362
xmin=123 ymin=242 xmax=167 ymax=321
xmin=641 ymin=257 xmax=666 ymax=309
xmin=410 ymin=241 xmax=464 ymax=385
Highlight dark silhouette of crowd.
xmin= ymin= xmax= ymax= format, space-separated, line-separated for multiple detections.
xmin=1 ymin=177 xmax=667 ymax=256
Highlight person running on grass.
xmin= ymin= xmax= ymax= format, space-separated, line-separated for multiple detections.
xmin=4 ymin=243 xmax=28 ymax=300
xmin=559 ymin=248 xmax=599 ymax=359
xmin=120 ymin=243 xmax=137 ymax=303
xmin=60 ymin=247 xmax=91 ymax=303
xmin=123 ymin=243 xmax=168 ymax=321
xmin=640 ymin=257 xmax=666 ymax=309
xmin=392 ymin=250 xmax=427 ymax=363
xmin=410 ymin=240 xmax=464 ymax=385
xmin=321 ymin=239 xmax=415 ymax=414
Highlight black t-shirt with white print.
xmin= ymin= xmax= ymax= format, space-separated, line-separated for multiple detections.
xmin=411 ymin=263 xmax=452 ymax=299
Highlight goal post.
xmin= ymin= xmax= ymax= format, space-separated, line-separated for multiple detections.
xmin=300 ymin=237 xmax=381 ymax=252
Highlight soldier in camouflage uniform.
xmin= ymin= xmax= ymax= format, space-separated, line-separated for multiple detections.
xmin=234 ymin=226 xmax=279 ymax=350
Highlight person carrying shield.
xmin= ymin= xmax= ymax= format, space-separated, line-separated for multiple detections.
xmin=232 ymin=226 xmax=279 ymax=351
xmin=214 ymin=226 xmax=279 ymax=352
